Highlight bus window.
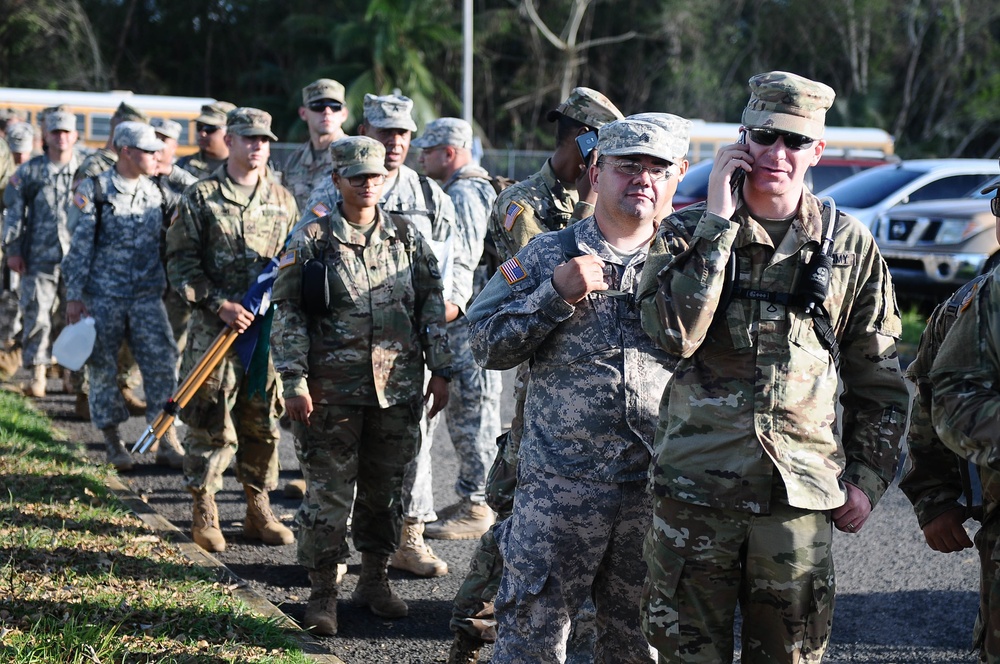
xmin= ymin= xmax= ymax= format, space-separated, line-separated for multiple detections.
xmin=170 ymin=117 xmax=191 ymax=144
xmin=90 ymin=113 xmax=112 ymax=141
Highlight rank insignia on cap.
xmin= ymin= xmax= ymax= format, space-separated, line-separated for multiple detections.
xmin=73 ymin=192 xmax=88 ymax=209
xmin=278 ymin=250 xmax=296 ymax=269
xmin=312 ymin=202 xmax=330 ymax=218
xmin=503 ymin=201 xmax=524 ymax=232
xmin=498 ymin=257 xmax=527 ymax=285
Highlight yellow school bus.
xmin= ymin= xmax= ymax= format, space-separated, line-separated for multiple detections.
xmin=686 ymin=120 xmax=895 ymax=162
xmin=0 ymin=87 xmax=217 ymax=155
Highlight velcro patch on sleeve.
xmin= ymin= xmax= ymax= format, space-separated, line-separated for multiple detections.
xmin=503 ymin=201 xmax=524 ymax=232
xmin=498 ymin=257 xmax=527 ymax=285
xmin=312 ymin=202 xmax=330 ymax=218
xmin=73 ymin=192 xmax=88 ymax=209
xmin=278 ymin=250 xmax=297 ymax=269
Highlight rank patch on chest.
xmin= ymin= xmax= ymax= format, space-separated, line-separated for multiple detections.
xmin=312 ymin=202 xmax=330 ymax=218
xmin=498 ymin=257 xmax=527 ymax=285
xmin=503 ymin=202 xmax=524 ymax=232
xmin=278 ymin=250 xmax=297 ymax=269
xmin=73 ymin=192 xmax=88 ymax=209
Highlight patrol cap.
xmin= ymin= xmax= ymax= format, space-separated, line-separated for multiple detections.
xmin=196 ymin=101 xmax=237 ymax=127
xmin=363 ymin=93 xmax=417 ymax=132
xmin=303 ymin=78 xmax=346 ymax=105
xmin=113 ymin=121 xmax=165 ymax=152
xmin=411 ymin=117 xmax=472 ymax=149
xmin=741 ymin=71 xmax=835 ymax=140
xmin=150 ymin=118 xmax=182 ymax=141
xmin=6 ymin=123 xmax=34 ymax=153
xmin=546 ymin=87 xmax=623 ymax=128
xmin=46 ymin=111 xmax=77 ymax=133
xmin=226 ymin=107 xmax=279 ymax=141
xmin=112 ymin=101 xmax=149 ymax=124
xmin=598 ymin=116 xmax=691 ymax=164
xmin=330 ymin=136 xmax=389 ymax=179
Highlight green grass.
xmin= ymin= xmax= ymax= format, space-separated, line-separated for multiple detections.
xmin=900 ymin=305 xmax=928 ymax=349
xmin=0 ymin=390 xmax=310 ymax=663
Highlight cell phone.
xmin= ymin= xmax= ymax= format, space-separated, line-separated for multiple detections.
xmin=576 ymin=130 xmax=599 ymax=161
xmin=731 ymin=129 xmax=747 ymax=193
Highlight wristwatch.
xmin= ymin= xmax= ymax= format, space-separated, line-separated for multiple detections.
xmin=431 ymin=367 xmax=454 ymax=382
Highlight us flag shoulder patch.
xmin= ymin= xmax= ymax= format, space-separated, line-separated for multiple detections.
xmin=503 ymin=201 xmax=524 ymax=232
xmin=312 ymin=202 xmax=330 ymax=218
xmin=73 ymin=192 xmax=88 ymax=209
xmin=498 ymin=257 xmax=527 ymax=285
xmin=278 ymin=250 xmax=296 ymax=269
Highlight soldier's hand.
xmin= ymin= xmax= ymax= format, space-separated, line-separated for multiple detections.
xmin=67 ymin=300 xmax=88 ymax=325
xmin=706 ymin=140 xmax=753 ymax=220
xmin=285 ymin=394 xmax=313 ymax=427
xmin=7 ymin=256 xmax=25 ymax=275
xmin=218 ymin=301 xmax=255 ymax=333
xmin=425 ymin=376 xmax=450 ymax=418
xmin=922 ymin=507 xmax=974 ymax=553
xmin=833 ymin=482 xmax=872 ymax=534
xmin=552 ymin=255 xmax=608 ymax=304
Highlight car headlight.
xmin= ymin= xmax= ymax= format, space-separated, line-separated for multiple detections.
xmin=936 ymin=217 xmax=994 ymax=244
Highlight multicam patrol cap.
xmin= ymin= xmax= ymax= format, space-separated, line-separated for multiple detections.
xmin=363 ymin=94 xmax=418 ymax=132
xmin=598 ymin=115 xmax=690 ymax=164
xmin=330 ymin=136 xmax=389 ymax=179
xmin=150 ymin=118 xmax=182 ymax=141
xmin=226 ymin=107 xmax=279 ymax=141
xmin=303 ymin=78 xmax=346 ymax=105
xmin=113 ymin=121 xmax=166 ymax=152
xmin=546 ymin=87 xmax=623 ymax=128
xmin=196 ymin=101 xmax=237 ymax=127
xmin=741 ymin=71 xmax=835 ymax=140
xmin=411 ymin=117 xmax=472 ymax=149
xmin=46 ymin=111 xmax=77 ymax=133
xmin=112 ymin=101 xmax=149 ymax=124
xmin=6 ymin=122 xmax=34 ymax=153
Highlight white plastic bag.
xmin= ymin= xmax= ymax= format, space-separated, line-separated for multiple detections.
xmin=52 ymin=317 xmax=97 ymax=371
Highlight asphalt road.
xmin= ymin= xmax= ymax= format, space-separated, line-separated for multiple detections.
xmin=28 ymin=369 xmax=981 ymax=664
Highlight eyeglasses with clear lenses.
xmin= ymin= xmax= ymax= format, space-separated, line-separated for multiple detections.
xmin=346 ymin=173 xmax=386 ymax=187
xmin=308 ymin=101 xmax=344 ymax=113
xmin=600 ymin=158 xmax=674 ymax=182
xmin=747 ymin=128 xmax=816 ymax=150
xmin=196 ymin=123 xmax=221 ymax=134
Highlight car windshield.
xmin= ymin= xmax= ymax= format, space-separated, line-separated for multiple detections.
xmin=969 ymin=176 xmax=1000 ymax=199
xmin=819 ymin=166 xmax=924 ymax=208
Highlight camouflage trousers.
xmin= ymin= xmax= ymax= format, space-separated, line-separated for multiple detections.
xmin=84 ymin=294 xmax=178 ymax=430
xmin=0 ymin=267 xmax=21 ymax=344
xmin=19 ymin=268 xmax=60 ymax=366
xmin=974 ymin=513 xmax=1000 ymax=662
xmin=164 ymin=287 xmax=191 ymax=359
xmin=493 ymin=464 xmax=655 ymax=664
xmin=641 ymin=495 xmax=835 ymax=663
xmin=293 ymin=401 xmax=421 ymax=569
xmin=402 ymin=372 xmax=442 ymax=522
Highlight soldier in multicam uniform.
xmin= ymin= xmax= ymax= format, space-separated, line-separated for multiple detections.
xmin=2 ymin=110 xmax=83 ymax=398
xmin=166 ymin=107 xmax=298 ymax=554
xmin=637 ymin=71 xmax=909 ymax=663
xmin=282 ymin=78 xmax=349 ymax=209
xmin=927 ymin=178 xmax=1000 ymax=663
xmin=62 ymin=122 xmax=185 ymax=472
xmin=446 ymin=87 xmax=623 ymax=664
xmin=467 ymin=116 xmax=688 ymax=663
xmin=271 ymin=135 xmax=452 ymax=635
xmin=411 ymin=117 xmax=500 ymax=543
xmin=176 ymin=101 xmax=236 ymax=180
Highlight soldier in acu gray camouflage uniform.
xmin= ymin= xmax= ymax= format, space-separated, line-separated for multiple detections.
xmin=73 ymin=102 xmax=148 ymax=188
xmin=637 ymin=71 xmax=909 ymax=663
xmin=282 ymin=78 xmax=349 ymax=209
xmin=467 ymin=115 xmax=690 ymax=664
xmin=271 ymin=135 xmax=452 ymax=635
xmin=63 ymin=122 xmax=184 ymax=472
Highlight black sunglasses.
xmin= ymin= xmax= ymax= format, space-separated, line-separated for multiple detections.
xmin=747 ymin=128 xmax=816 ymax=150
xmin=992 ymin=193 xmax=1000 ymax=218
xmin=196 ymin=123 xmax=221 ymax=134
xmin=308 ymin=101 xmax=344 ymax=113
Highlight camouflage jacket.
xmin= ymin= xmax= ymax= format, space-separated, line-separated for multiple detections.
xmin=930 ymin=264 xmax=1000 ymax=521
xmin=63 ymin=169 xmax=166 ymax=301
xmin=0 ymin=140 xmax=13 ymax=210
xmin=281 ymin=140 xmax=335 ymax=210
xmin=155 ymin=165 xmax=198 ymax=210
xmin=72 ymin=148 xmax=116 ymax=188
xmin=468 ymin=216 xmax=675 ymax=483
xmin=2 ymin=152 xmax=83 ymax=270
xmin=487 ymin=159 xmax=593 ymax=264
xmin=271 ymin=204 xmax=451 ymax=408
xmin=442 ymin=164 xmax=497 ymax=311
xmin=636 ymin=196 xmax=908 ymax=513
xmin=176 ymin=152 xmax=226 ymax=181
xmin=900 ymin=275 xmax=988 ymax=527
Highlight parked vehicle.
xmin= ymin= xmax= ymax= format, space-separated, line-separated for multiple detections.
xmin=873 ymin=176 xmax=1000 ymax=304
xmin=818 ymin=159 xmax=999 ymax=228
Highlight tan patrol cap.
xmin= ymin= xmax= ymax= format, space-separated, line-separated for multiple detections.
xmin=741 ymin=71 xmax=835 ymax=140
xmin=150 ymin=118 xmax=182 ymax=141
xmin=303 ymin=79 xmax=346 ymax=106
xmin=363 ymin=94 xmax=417 ymax=132
xmin=411 ymin=118 xmax=472 ymax=149
xmin=113 ymin=102 xmax=149 ymax=124
xmin=331 ymin=136 xmax=389 ymax=179
xmin=546 ymin=87 xmax=623 ymax=128
xmin=226 ymin=107 xmax=278 ymax=141
xmin=46 ymin=111 xmax=77 ymax=133
xmin=196 ymin=101 xmax=237 ymax=127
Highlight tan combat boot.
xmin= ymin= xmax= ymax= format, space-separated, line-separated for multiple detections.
xmin=447 ymin=631 xmax=485 ymax=664
xmin=389 ymin=518 xmax=448 ymax=577
xmin=304 ymin=568 xmax=340 ymax=636
xmin=155 ymin=427 xmax=185 ymax=469
xmin=352 ymin=552 xmax=408 ymax=618
xmin=23 ymin=363 xmax=46 ymax=398
xmin=191 ymin=490 xmax=226 ymax=552
xmin=0 ymin=342 xmax=20 ymax=380
xmin=243 ymin=485 xmax=294 ymax=545
xmin=74 ymin=393 xmax=91 ymax=421
xmin=120 ymin=386 xmax=146 ymax=416
xmin=424 ymin=498 xmax=495 ymax=540
xmin=102 ymin=425 xmax=133 ymax=472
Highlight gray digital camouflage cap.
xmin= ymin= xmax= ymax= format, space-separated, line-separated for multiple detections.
xmin=46 ymin=111 xmax=77 ymax=133
xmin=6 ymin=123 xmax=34 ymax=153
xmin=112 ymin=102 xmax=149 ymax=124
xmin=363 ymin=94 xmax=417 ymax=132
xmin=303 ymin=78 xmax=346 ymax=105
xmin=411 ymin=117 xmax=472 ymax=149
xmin=196 ymin=101 xmax=237 ymax=127
xmin=598 ymin=116 xmax=691 ymax=164
xmin=546 ymin=87 xmax=623 ymax=128
xmin=150 ymin=118 xmax=182 ymax=141
xmin=226 ymin=107 xmax=279 ymax=141
xmin=113 ymin=121 xmax=166 ymax=152
xmin=741 ymin=71 xmax=835 ymax=140
xmin=331 ymin=136 xmax=389 ymax=179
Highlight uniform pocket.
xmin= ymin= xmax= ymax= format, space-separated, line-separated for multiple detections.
xmin=640 ymin=528 xmax=685 ymax=654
